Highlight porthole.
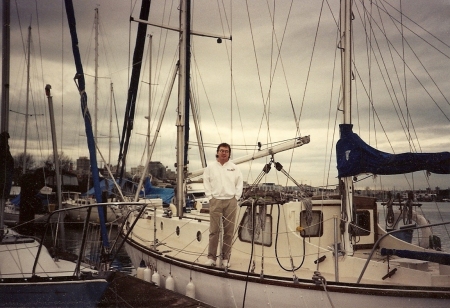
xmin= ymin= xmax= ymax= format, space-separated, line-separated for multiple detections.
xmin=196 ymin=231 xmax=202 ymax=242
xmin=160 ymin=221 xmax=164 ymax=230
xmin=176 ymin=226 xmax=180 ymax=236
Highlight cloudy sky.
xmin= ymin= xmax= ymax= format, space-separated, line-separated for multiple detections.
xmin=3 ymin=0 xmax=450 ymax=192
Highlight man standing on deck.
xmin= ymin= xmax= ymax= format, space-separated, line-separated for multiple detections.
xmin=203 ymin=143 xmax=243 ymax=268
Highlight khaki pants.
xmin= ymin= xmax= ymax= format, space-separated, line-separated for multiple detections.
xmin=207 ymin=198 xmax=237 ymax=261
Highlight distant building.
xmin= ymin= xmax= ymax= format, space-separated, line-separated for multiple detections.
xmin=165 ymin=168 xmax=176 ymax=181
xmin=76 ymin=156 xmax=90 ymax=176
xmin=131 ymin=165 xmax=145 ymax=176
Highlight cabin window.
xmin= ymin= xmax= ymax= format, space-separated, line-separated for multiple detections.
xmin=299 ymin=210 xmax=323 ymax=237
xmin=238 ymin=210 xmax=272 ymax=247
xmin=352 ymin=210 xmax=371 ymax=236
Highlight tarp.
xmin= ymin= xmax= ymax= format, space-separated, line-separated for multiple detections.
xmin=336 ymin=124 xmax=450 ymax=178
xmin=142 ymin=178 xmax=174 ymax=205
xmin=10 ymin=194 xmax=20 ymax=207
xmin=82 ymin=178 xmax=123 ymax=196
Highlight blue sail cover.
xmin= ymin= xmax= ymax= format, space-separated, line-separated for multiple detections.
xmin=336 ymin=124 xmax=450 ymax=178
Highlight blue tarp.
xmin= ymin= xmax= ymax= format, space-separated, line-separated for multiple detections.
xmin=9 ymin=194 xmax=20 ymax=208
xmin=82 ymin=178 xmax=123 ymax=196
xmin=336 ymin=124 xmax=450 ymax=178
xmin=142 ymin=178 xmax=174 ymax=205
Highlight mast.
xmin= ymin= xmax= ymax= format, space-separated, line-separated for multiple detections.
xmin=116 ymin=0 xmax=150 ymax=183
xmin=340 ymin=0 xmax=354 ymax=256
xmin=1 ymin=0 xmax=10 ymax=231
xmin=45 ymin=85 xmax=62 ymax=210
xmin=134 ymin=34 xmax=153 ymax=201
xmin=94 ymin=7 xmax=99 ymax=145
xmin=23 ymin=25 xmax=31 ymax=174
xmin=176 ymin=0 xmax=191 ymax=217
xmin=109 ymin=82 xmax=113 ymax=167
xmin=64 ymin=0 xmax=109 ymax=248
xmin=1 ymin=0 xmax=10 ymax=134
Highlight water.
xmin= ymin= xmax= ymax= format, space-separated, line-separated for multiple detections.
xmin=377 ymin=201 xmax=450 ymax=252
xmin=40 ymin=220 xmax=134 ymax=275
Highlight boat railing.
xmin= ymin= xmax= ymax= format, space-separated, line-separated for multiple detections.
xmin=357 ymin=221 xmax=450 ymax=284
xmin=31 ymin=201 xmax=149 ymax=277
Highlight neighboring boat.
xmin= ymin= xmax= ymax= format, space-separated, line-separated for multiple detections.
xmin=186 ymin=181 xmax=209 ymax=210
xmin=0 ymin=1 xmax=124 ymax=305
xmin=63 ymin=193 xmax=125 ymax=223
xmin=63 ymin=176 xmax=171 ymax=223
xmin=0 ymin=204 xmax=117 ymax=306
xmin=117 ymin=1 xmax=450 ymax=307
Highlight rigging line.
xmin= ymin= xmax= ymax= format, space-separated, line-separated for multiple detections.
xmin=190 ymin=53 xmax=222 ymax=142
xmin=358 ymin=2 xmax=447 ymax=166
xmin=369 ymin=1 xmax=450 ymax=110
xmin=221 ymin=0 xmax=238 ymax=150
xmin=373 ymin=2 xmax=443 ymax=148
xmin=61 ymin=0 xmax=64 ymax=155
xmin=367 ymin=2 xmax=377 ymax=154
xmin=355 ymin=4 xmax=409 ymax=146
xmin=377 ymin=0 xmax=450 ymax=55
xmin=263 ymin=0 xmax=296 ymax=130
xmin=262 ymin=0 xmax=299 ymax=188
xmin=266 ymin=0 xmax=297 ymax=131
xmin=25 ymin=32 xmax=47 ymax=162
xmin=34 ymin=0 xmax=51 ymax=155
xmin=296 ymin=0 xmax=325 ymax=129
xmin=399 ymin=0 xmax=411 ymax=152
xmin=265 ymin=0 xmax=275 ymax=142
xmin=349 ymin=30 xmax=414 ymax=156
xmin=324 ymin=28 xmax=340 ymax=206
xmin=216 ymin=0 xmax=232 ymax=35
xmin=353 ymin=37 xmax=447 ymax=155
xmin=244 ymin=0 xmax=269 ymax=137
xmin=360 ymin=1 xmax=373 ymax=139
xmin=14 ymin=0 xmax=26 ymax=57
xmin=152 ymin=0 xmax=175 ymax=109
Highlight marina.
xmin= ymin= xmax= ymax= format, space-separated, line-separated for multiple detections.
xmin=2 ymin=0 xmax=450 ymax=307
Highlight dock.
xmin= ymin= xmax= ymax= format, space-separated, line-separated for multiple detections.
xmin=98 ymin=271 xmax=215 ymax=307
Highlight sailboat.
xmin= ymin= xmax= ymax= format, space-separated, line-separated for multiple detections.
xmin=116 ymin=0 xmax=450 ymax=307
xmin=0 ymin=0 xmax=126 ymax=305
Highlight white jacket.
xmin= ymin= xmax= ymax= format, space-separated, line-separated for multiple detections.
xmin=203 ymin=160 xmax=243 ymax=200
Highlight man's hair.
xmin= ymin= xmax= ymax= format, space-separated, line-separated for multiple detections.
xmin=216 ymin=142 xmax=231 ymax=158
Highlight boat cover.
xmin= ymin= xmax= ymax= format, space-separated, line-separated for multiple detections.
xmin=336 ymin=124 xmax=450 ymax=178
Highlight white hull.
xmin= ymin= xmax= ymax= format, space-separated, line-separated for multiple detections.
xmin=124 ymin=244 xmax=450 ymax=308
xmin=122 ymin=198 xmax=450 ymax=307
xmin=0 ymin=225 xmax=110 ymax=307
